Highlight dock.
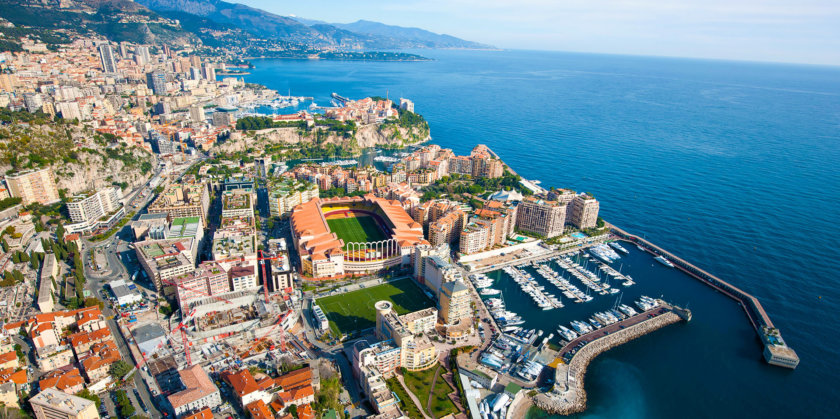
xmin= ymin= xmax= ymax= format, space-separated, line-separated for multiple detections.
xmin=536 ymin=301 xmax=690 ymax=415
xmin=610 ymin=225 xmax=799 ymax=369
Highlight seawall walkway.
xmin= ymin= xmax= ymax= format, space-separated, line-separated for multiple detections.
xmin=536 ymin=303 xmax=689 ymax=415
xmin=610 ymin=225 xmax=799 ymax=369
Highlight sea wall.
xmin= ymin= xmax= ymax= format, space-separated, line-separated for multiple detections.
xmin=535 ymin=311 xmax=682 ymax=415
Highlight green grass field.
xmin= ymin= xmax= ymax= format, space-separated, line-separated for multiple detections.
xmin=315 ymin=278 xmax=435 ymax=336
xmin=326 ymin=215 xmax=388 ymax=247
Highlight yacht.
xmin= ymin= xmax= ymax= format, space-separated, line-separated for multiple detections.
xmin=480 ymin=288 xmax=501 ymax=296
xmin=609 ymin=242 xmax=630 ymax=254
xmin=655 ymin=255 xmax=675 ymax=268
xmin=557 ymin=326 xmax=578 ymax=341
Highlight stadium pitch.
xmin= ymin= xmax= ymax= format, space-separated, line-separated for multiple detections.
xmin=326 ymin=215 xmax=388 ymax=246
xmin=315 ymin=278 xmax=435 ymax=336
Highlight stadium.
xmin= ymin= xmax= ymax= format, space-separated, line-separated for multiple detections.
xmin=291 ymin=195 xmax=428 ymax=278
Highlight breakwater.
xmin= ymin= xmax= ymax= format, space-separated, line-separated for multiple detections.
xmin=536 ymin=307 xmax=686 ymax=415
xmin=610 ymin=225 xmax=800 ymax=369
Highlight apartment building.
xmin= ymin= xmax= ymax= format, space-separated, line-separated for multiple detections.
xmin=172 ymin=261 xmax=230 ymax=309
xmin=148 ymin=182 xmax=210 ymax=225
xmin=374 ymin=301 xmax=437 ymax=372
xmin=65 ymin=187 xmax=124 ymax=234
xmin=569 ymin=193 xmax=600 ymax=229
xmin=5 ymin=168 xmax=60 ymax=205
xmin=515 ymin=196 xmax=566 ymax=238
xmin=267 ymin=178 xmax=319 ymax=218
xmin=135 ymin=239 xmax=197 ymax=294
xmin=29 ymin=388 xmax=99 ymax=419
xmin=221 ymin=189 xmax=254 ymax=218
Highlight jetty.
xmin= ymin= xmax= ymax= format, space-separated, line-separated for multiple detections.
xmin=610 ymin=225 xmax=799 ymax=369
xmin=536 ymin=301 xmax=691 ymax=415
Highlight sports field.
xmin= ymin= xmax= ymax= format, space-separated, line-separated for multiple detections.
xmin=326 ymin=215 xmax=388 ymax=246
xmin=315 ymin=278 xmax=435 ymax=336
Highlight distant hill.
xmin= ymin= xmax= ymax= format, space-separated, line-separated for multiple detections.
xmin=135 ymin=0 xmax=490 ymax=49
xmin=330 ymin=19 xmax=492 ymax=49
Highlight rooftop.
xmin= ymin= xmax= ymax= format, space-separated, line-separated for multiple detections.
xmin=29 ymin=388 xmax=94 ymax=415
xmin=168 ymin=365 xmax=219 ymax=409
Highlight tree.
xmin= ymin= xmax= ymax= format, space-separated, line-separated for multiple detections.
xmin=76 ymin=389 xmax=101 ymax=409
xmin=55 ymin=222 xmax=65 ymax=243
xmin=287 ymin=404 xmax=298 ymax=418
xmin=84 ymin=297 xmax=104 ymax=309
xmin=109 ymin=360 xmax=133 ymax=380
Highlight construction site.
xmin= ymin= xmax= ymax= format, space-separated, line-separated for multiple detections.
xmin=122 ymin=251 xmax=305 ymax=387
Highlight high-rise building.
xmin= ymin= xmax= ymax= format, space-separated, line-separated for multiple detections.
xmin=515 ymin=197 xmax=566 ymax=238
xmin=188 ymin=105 xmax=205 ymax=123
xmin=439 ymin=280 xmax=471 ymax=325
xmin=5 ymin=167 xmax=60 ymax=205
xmin=98 ymin=44 xmax=118 ymax=73
xmin=201 ymin=63 xmax=215 ymax=81
xmin=66 ymin=187 xmax=123 ymax=230
xmin=135 ymin=46 xmax=150 ymax=63
xmin=146 ymin=70 xmax=167 ymax=95
xmin=29 ymin=388 xmax=99 ymax=419
xmin=23 ymin=92 xmax=42 ymax=112
xmin=569 ymin=193 xmax=600 ymax=229
xmin=118 ymin=42 xmax=129 ymax=58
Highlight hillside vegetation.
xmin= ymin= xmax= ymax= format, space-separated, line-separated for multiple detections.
xmin=0 ymin=109 xmax=154 ymax=196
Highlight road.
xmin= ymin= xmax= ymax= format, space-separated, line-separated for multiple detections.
xmin=77 ymin=167 xmax=171 ymax=418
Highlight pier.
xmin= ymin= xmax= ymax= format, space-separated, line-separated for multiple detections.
xmin=536 ymin=302 xmax=690 ymax=415
xmin=610 ymin=225 xmax=799 ymax=369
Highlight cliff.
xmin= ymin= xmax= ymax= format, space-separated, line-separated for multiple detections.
xmin=0 ymin=117 xmax=155 ymax=197
xmin=214 ymin=122 xmax=430 ymax=155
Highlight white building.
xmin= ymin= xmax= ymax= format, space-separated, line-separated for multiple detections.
xmin=66 ymin=187 xmax=123 ymax=234
xmin=312 ymin=305 xmax=329 ymax=332
xmin=108 ymin=279 xmax=143 ymax=306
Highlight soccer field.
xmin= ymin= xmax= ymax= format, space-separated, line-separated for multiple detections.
xmin=326 ymin=215 xmax=388 ymax=246
xmin=315 ymin=278 xmax=435 ymax=336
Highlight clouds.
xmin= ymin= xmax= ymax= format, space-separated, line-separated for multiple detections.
xmin=231 ymin=0 xmax=840 ymax=65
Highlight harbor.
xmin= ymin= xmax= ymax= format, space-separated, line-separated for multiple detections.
xmin=610 ymin=225 xmax=800 ymax=369
xmin=460 ymin=223 xmax=801 ymax=418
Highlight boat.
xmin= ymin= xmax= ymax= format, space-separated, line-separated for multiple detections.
xmin=480 ymin=288 xmax=501 ymax=296
xmin=609 ymin=242 xmax=629 ymax=254
xmin=636 ymin=244 xmax=646 ymax=251
xmin=655 ymin=255 xmax=675 ymax=268
xmin=558 ymin=325 xmax=578 ymax=341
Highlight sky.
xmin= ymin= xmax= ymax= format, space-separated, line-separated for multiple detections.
xmin=227 ymin=0 xmax=840 ymax=66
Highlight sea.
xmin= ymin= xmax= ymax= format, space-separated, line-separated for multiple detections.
xmin=237 ymin=49 xmax=840 ymax=417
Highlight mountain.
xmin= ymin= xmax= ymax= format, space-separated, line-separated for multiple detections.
xmin=0 ymin=0 xmax=199 ymax=46
xmin=135 ymin=0 xmax=489 ymax=49
xmin=330 ymin=20 xmax=491 ymax=49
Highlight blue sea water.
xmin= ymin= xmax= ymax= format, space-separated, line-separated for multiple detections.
xmin=240 ymin=50 xmax=840 ymax=417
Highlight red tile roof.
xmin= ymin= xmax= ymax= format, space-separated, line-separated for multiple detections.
xmin=39 ymin=368 xmax=83 ymax=392
xmin=245 ymin=399 xmax=272 ymax=419
xmin=182 ymin=407 xmax=213 ymax=419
